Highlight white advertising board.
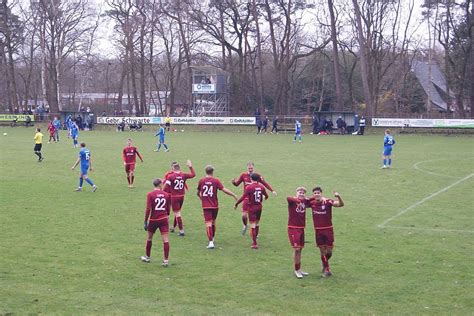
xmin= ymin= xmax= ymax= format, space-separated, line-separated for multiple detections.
xmin=97 ymin=116 xmax=256 ymax=125
xmin=372 ymin=118 xmax=474 ymax=129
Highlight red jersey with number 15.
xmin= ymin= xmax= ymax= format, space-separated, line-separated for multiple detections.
xmin=197 ymin=176 xmax=224 ymax=209
xmin=237 ymin=182 xmax=268 ymax=211
xmin=123 ymin=146 xmax=142 ymax=164
xmin=287 ymin=197 xmax=307 ymax=228
xmin=145 ymin=189 xmax=171 ymax=221
xmin=164 ymin=167 xmax=195 ymax=196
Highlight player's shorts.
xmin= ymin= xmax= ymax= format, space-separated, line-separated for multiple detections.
xmin=159 ymin=137 xmax=165 ymax=144
xmin=148 ymin=218 xmax=169 ymax=234
xmin=248 ymin=209 xmax=262 ymax=222
xmin=241 ymin=198 xmax=250 ymax=213
xmin=383 ymin=146 xmax=392 ymax=156
xmin=81 ymin=166 xmax=89 ymax=176
xmin=203 ymin=208 xmax=218 ymax=222
xmin=125 ymin=163 xmax=135 ymax=173
xmin=314 ymin=227 xmax=334 ymax=248
xmin=72 ymin=134 xmax=78 ymax=140
xmin=288 ymin=227 xmax=305 ymax=248
xmin=171 ymin=196 xmax=184 ymax=212
xmin=165 ymin=122 xmax=170 ymax=127
xmin=34 ymin=144 xmax=42 ymax=151
xmin=295 ymin=131 xmax=301 ymax=136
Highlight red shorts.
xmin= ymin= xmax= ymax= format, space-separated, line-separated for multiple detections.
xmin=288 ymin=227 xmax=305 ymax=248
xmin=148 ymin=218 xmax=169 ymax=234
xmin=125 ymin=163 xmax=135 ymax=173
xmin=314 ymin=227 xmax=334 ymax=248
xmin=241 ymin=198 xmax=250 ymax=212
xmin=171 ymin=196 xmax=184 ymax=212
xmin=248 ymin=209 xmax=262 ymax=223
xmin=203 ymin=208 xmax=218 ymax=222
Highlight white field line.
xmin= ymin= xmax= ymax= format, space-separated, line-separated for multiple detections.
xmin=378 ymin=173 xmax=474 ymax=228
xmin=381 ymin=225 xmax=474 ymax=234
xmin=413 ymin=160 xmax=461 ymax=179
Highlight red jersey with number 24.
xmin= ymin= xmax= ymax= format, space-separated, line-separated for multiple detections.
xmin=197 ymin=177 xmax=224 ymax=209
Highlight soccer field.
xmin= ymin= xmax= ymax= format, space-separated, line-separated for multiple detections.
xmin=0 ymin=127 xmax=473 ymax=314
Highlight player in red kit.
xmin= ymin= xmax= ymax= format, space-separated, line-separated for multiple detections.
xmin=197 ymin=165 xmax=238 ymax=249
xmin=122 ymin=139 xmax=143 ymax=188
xmin=307 ymin=187 xmax=344 ymax=277
xmin=232 ymin=162 xmax=276 ymax=235
xmin=287 ymin=187 xmax=310 ymax=279
xmin=235 ymin=173 xmax=269 ymax=249
xmin=163 ymin=159 xmax=195 ymax=236
xmin=141 ymin=178 xmax=171 ymax=266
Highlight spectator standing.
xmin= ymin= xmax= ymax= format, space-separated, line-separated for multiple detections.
xmin=271 ymin=116 xmax=279 ymax=134
xmin=359 ymin=116 xmax=366 ymax=135
xmin=311 ymin=115 xmax=319 ymax=134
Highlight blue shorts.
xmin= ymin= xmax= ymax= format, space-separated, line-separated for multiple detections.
xmin=72 ymin=134 xmax=78 ymax=140
xmin=81 ymin=166 xmax=89 ymax=175
xmin=383 ymin=147 xmax=393 ymax=156
xmin=295 ymin=131 xmax=301 ymax=136
xmin=159 ymin=138 xmax=165 ymax=143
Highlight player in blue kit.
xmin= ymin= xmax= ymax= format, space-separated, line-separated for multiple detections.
xmin=382 ymin=129 xmax=395 ymax=169
xmin=154 ymin=124 xmax=169 ymax=152
xmin=53 ymin=117 xmax=61 ymax=142
xmin=71 ymin=142 xmax=98 ymax=192
xmin=293 ymin=120 xmax=302 ymax=143
xmin=70 ymin=122 xmax=79 ymax=148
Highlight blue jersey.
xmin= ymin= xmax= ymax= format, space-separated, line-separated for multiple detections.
xmin=71 ymin=124 xmax=79 ymax=136
xmin=384 ymin=135 xmax=395 ymax=147
xmin=295 ymin=121 xmax=302 ymax=134
xmin=156 ymin=127 xmax=165 ymax=139
xmin=79 ymin=148 xmax=91 ymax=169
xmin=53 ymin=119 xmax=61 ymax=130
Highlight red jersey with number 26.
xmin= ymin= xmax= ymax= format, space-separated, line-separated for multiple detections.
xmin=145 ymin=189 xmax=171 ymax=221
xmin=164 ymin=167 xmax=195 ymax=197
xmin=197 ymin=177 xmax=224 ymax=209
xmin=238 ymin=183 xmax=268 ymax=211
xmin=287 ymin=197 xmax=307 ymax=228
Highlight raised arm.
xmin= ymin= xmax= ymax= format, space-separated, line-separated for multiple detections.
xmin=232 ymin=174 xmax=243 ymax=186
xmin=332 ymin=192 xmax=344 ymax=207
xmin=185 ymin=160 xmax=196 ymax=178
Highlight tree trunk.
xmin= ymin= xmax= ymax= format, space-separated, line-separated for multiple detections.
xmin=327 ymin=0 xmax=343 ymax=111
xmin=352 ymin=0 xmax=374 ymax=117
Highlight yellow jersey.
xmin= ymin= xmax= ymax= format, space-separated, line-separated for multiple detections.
xmin=164 ymin=117 xmax=171 ymax=124
xmin=34 ymin=132 xmax=43 ymax=144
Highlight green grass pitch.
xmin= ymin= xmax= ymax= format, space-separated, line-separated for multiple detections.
xmin=0 ymin=126 xmax=473 ymax=314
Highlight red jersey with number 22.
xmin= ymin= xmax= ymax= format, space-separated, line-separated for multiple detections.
xmin=146 ymin=189 xmax=171 ymax=221
xmin=197 ymin=177 xmax=224 ymax=209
